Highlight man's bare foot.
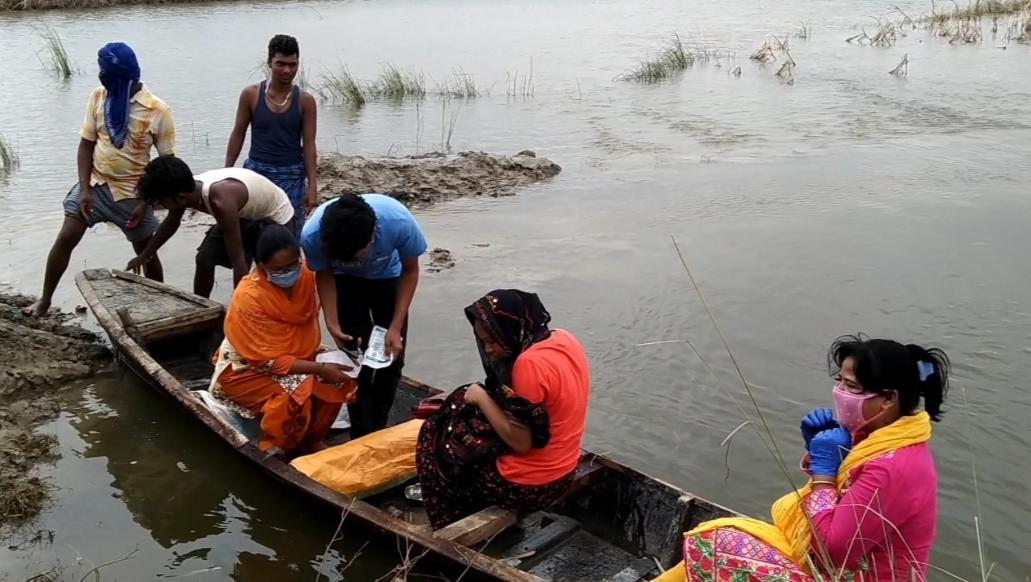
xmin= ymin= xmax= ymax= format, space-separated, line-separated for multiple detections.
xmin=21 ymin=299 xmax=51 ymax=318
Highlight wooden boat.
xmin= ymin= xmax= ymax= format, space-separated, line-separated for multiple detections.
xmin=75 ymin=268 xmax=739 ymax=582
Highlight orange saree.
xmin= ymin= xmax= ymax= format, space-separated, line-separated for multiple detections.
xmin=210 ymin=261 xmax=357 ymax=453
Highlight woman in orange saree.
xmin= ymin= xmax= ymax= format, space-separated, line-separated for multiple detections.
xmin=209 ymin=221 xmax=357 ymax=455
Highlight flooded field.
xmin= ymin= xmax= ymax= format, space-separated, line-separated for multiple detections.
xmin=2 ymin=0 xmax=1031 ymax=579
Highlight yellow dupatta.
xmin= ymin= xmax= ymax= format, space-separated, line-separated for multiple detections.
xmin=652 ymin=412 xmax=932 ymax=582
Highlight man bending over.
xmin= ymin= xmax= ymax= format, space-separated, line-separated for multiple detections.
xmin=301 ymin=195 xmax=428 ymax=438
xmin=127 ymin=155 xmax=295 ymax=297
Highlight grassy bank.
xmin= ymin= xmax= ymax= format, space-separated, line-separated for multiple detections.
xmin=1 ymin=0 xmax=226 ymax=10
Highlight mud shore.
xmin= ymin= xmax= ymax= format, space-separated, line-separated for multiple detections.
xmin=181 ymin=149 xmax=561 ymax=229
xmin=316 ymin=150 xmax=562 ymax=207
xmin=0 ymin=294 xmax=109 ymax=531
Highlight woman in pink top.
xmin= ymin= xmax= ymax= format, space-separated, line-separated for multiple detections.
xmin=655 ymin=334 xmax=950 ymax=582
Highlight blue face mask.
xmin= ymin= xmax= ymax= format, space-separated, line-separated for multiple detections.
xmin=267 ymin=264 xmax=301 ymax=288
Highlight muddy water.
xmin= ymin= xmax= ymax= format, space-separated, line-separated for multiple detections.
xmin=2 ymin=0 xmax=1031 ymax=579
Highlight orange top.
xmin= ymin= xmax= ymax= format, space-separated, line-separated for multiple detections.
xmin=497 ymin=329 xmax=590 ymax=486
xmin=224 ymin=260 xmax=321 ymax=378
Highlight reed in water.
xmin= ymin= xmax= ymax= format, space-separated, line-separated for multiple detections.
xmin=616 ymin=32 xmax=695 ymax=83
xmin=34 ymin=24 xmax=74 ymax=78
xmin=0 ymin=132 xmax=19 ymax=176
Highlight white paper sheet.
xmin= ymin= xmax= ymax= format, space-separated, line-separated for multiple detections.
xmin=316 ymin=350 xmax=362 ymax=378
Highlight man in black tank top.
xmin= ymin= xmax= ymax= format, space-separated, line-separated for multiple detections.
xmin=225 ymin=34 xmax=318 ymax=242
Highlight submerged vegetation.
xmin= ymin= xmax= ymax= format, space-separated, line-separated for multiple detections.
xmin=846 ymin=0 xmax=1030 ymax=47
xmin=750 ymin=35 xmax=797 ymax=83
xmin=0 ymin=132 xmax=19 ymax=177
xmin=616 ymin=32 xmax=694 ymax=83
xmin=317 ymin=64 xmax=367 ymax=107
xmin=34 ymin=25 xmax=74 ymax=79
xmin=317 ymin=63 xmax=497 ymax=107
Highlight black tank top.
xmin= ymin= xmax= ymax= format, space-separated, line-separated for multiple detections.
xmin=248 ymin=81 xmax=303 ymax=165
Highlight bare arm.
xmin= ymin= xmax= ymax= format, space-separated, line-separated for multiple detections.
xmin=301 ymin=91 xmax=319 ymax=212
xmin=391 ymin=257 xmax=419 ymax=331
xmin=209 ymin=186 xmax=250 ymax=287
xmin=316 ymin=268 xmax=351 ymax=345
xmin=224 ymin=87 xmax=254 ymax=167
xmin=128 ymin=208 xmax=185 ymax=268
xmin=77 ymin=138 xmax=95 ymax=195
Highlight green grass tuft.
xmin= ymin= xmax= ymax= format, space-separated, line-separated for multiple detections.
xmin=34 ymin=24 xmax=73 ymax=79
xmin=371 ymin=64 xmax=427 ymax=101
xmin=617 ymin=32 xmax=695 ymax=83
xmin=316 ymin=64 xmax=369 ymax=107
xmin=0 ymin=132 xmax=19 ymax=177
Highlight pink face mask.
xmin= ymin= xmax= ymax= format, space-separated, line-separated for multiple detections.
xmin=833 ymin=383 xmax=879 ymax=434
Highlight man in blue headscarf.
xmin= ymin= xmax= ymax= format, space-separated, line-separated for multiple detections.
xmin=23 ymin=42 xmax=177 ymax=317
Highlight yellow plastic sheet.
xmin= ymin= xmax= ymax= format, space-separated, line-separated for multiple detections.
xmin=291 ymin=419 xmax=424 ymax=498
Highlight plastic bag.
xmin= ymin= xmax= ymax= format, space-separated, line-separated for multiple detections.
xmin=290 ymin=419 xmax=423 ymax=498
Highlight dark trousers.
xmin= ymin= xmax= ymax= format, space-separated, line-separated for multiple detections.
xmin=336 ymin=275 xmax=407 ymax=439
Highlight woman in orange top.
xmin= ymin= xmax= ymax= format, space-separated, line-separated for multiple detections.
xmin=209 ymin=220 xmax=357 ymax=456
xmin=415 ymin=289 xmax=591 ymax=529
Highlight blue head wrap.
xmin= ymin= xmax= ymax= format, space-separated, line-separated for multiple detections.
xmin=97 ymin=42 xmax=141 ymax=150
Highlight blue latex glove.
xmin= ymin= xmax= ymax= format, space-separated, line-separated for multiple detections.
xmin=800 ymin=407 xmax=839 ymax=451
xmin=809 ymin=427 xmax=853 ymax=477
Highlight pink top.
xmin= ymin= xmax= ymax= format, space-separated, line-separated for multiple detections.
xmin=803 ymin=442 xmax=937 ymax=582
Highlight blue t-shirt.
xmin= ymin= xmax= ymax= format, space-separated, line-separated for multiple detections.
xmin=301 ymin=194 xmax=428 ymax=279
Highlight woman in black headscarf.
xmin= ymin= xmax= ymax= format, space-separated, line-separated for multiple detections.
xmin=415 ymin=289 xmax=592 ymax=530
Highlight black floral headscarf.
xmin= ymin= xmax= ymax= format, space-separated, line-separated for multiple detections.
xmin=464 ymin=289 xmax=553 ymax=395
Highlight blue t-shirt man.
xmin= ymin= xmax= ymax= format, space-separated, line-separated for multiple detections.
xmin=301 ymin=194 xmax=427 ymax=279
xmin=301 ymin=194 xmax=428 ymax=438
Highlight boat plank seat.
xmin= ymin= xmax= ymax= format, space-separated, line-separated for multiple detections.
xmin=435 ymin=506 xmax=519 ymax=546
xmin=433 ymin=455 xmax=604 ymax=547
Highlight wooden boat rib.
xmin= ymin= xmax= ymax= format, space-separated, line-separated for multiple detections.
xmin=75 ymin=268 xmax=739 ymax=582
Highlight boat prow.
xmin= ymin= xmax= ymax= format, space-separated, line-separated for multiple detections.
xmin=75 ymin=267 xmax=739 ymax=582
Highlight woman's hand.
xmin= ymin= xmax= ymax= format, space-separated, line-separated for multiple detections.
xmin=318 ymin=362 xmax=353 ymax=384
xmin=809 ymin=427 xmax=853 ymax=477
xmin=463 ymin=383 xmax=488 ymax=407
xmin=800 ymin=408 xmax=839 ymax=451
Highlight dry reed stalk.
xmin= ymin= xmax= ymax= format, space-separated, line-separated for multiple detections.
xmin=749 ymin=35 xmax=796 ymax=82
xmin=439 ymin=101 xmax=460 ymax=153
xmin=889 ymin=53 xmax=910 ymax=77
xmin=505 ymin=57 xmax=535 ymax=97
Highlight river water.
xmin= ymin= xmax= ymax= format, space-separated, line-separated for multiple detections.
xmin=1 ymin=0 xmax=1030 ymax=579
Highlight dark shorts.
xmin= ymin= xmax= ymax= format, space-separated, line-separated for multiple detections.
xmin=62 ymin=183 xmax=159 ymax=243
xmin=195 ymin=218 xmax=296 ymax=269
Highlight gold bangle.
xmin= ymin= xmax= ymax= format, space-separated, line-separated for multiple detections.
xmin=811 ymin=479 xmax=836 ymax=486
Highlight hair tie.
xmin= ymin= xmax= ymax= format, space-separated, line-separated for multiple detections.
xmin=917 ymin=360 xmax=934 ymax=382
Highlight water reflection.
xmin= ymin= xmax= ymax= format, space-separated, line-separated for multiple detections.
xmin=48 ymin=376 xmax=401 ymax=581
